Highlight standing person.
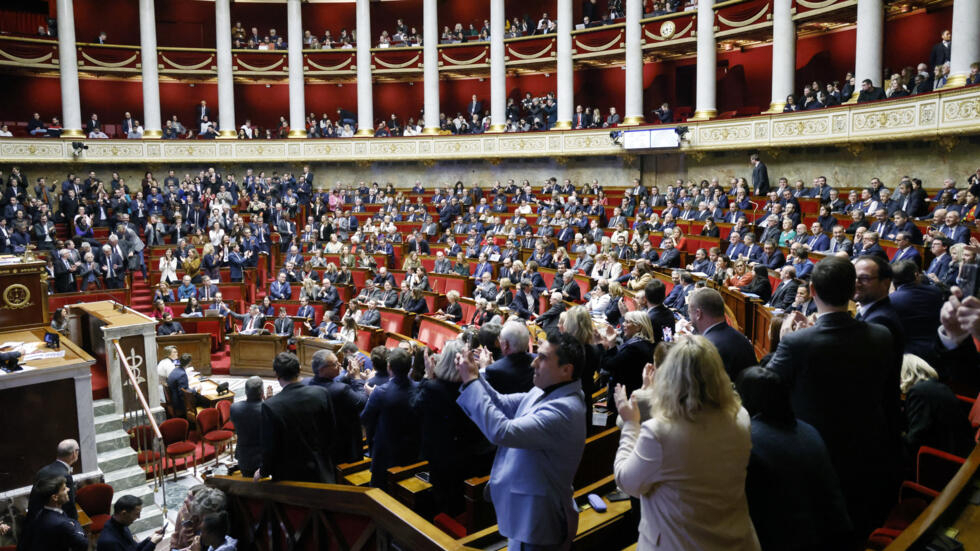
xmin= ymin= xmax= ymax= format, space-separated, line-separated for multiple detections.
xmin=767 ymin=256 xmax=900 ymax=543
xmin=254 ymin=353 xmax=337 ymax=483
xmin=229 ymin=376 xmax=264 ymax=478
xmin=613 ymin=335 xmax=760 ymax=551
xmin=686 ymin=288 xmax=757 ymax=382
xmin=18 ymin=476 xmax=87 ymax=551
xmin=360 ymin=348 xmax=420 ymax=490
xmin=307 ymin=350 xmax=369 ymax=465
xmin=26 ymin=439 xmax=79 ymax=521
xmin=750 ymin=153 xmax=769 ymax=196
xmin=95 ymin=494 xmax=166 ymax=551
xmin=455 ymin=333 xmax=587 ymax=551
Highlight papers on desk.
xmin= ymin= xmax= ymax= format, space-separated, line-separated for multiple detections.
xmin=24 ymin=350 xmax=66 ymax=361
xmin=1 ymin=341 xmax=41 ymax=354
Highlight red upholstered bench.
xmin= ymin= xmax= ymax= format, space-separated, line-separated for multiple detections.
xmin=416 ymin=316 xmax=462 ymax=353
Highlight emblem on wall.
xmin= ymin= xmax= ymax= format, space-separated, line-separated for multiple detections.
xmin=1 ymin=284 xmax=32 ymax=310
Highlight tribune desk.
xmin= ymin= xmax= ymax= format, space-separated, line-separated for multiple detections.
xmin=0 ymin=328 xmax=98 ymax=500
xmin=229 ymin=333 xmax=289 ymax=377
xmin=296 ymin=337 xmax=342 ymax=376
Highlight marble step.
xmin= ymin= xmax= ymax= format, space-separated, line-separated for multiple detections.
xmin=96 ymin=429 xmax=131 ymax=454
xmin=93 ymin=399 xmax=117 ymax=417
xmin=94 ymin=413 xmax=124 ymax=434
xmin=130 ymin=503 xmax=165 ymax=537
xmin=111 ymin=479 xmax=156 ymax=508
xmin=104 ymin=465 xmax=148 ymax=492
xmin=97 ymin=446 xmax=139 ymax=472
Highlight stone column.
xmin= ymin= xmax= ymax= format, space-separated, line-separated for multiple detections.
xmin=849 ymin=0 xmax=882 ymax=102
xmin=622 ymin=0 xmax=644 ymax=125
xmin=945 ymin=0 xmax=979 ymax=88
xmin=286 ymin=0 xmax=306 ymax=138
xmin=422 ymin=0 xmax=441 ymax=134
xmin=691 ymin=0 xmax=716 ymax=120
xmin=355 ymin=0 xmax=375 ymax=136
xmin=766 ymin=0 xmax=794 ymax=113
xmin=488 ymin=0 xmax=507 ymax=132
xmin=553 ymin=0 xmax=573 ymax=129
xmin=138 ymin=0 xmax=162 ymax=138
xmin=55 ymin=0 xmax=83 ymax=138
xmin=214 ymin=0 xmax=237 ymax=138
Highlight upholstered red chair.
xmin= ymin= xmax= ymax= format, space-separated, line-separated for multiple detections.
xmin=197 ymin=407 xmax=235 ymax=464
xmin=160 ymin=418 xmax=196 ymax=481
xmin=216 ymin=399 xmax=234 ymax=431
xmin=128 ymin=424 xmax=162 ymax=470
xmin=76 ymin=483 xmax=113 ymax=535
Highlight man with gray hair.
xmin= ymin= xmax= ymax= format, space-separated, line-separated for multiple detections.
xmin=534 ymin=291 xmax=565 ymax=337
xmin=27 ymin=439 xmax=80 ymax=521
xmin=101 ymin=243 xmax=124 ymax=289
xmin=307 ymin=349 xmax=368 ymax=464
xmin=482 ymin=321 xmax=534 ymax=394
xmin=229 ymin=376 xmax=264 ymax=478
xmin=686 ymin=287 xmax=757 ymax=380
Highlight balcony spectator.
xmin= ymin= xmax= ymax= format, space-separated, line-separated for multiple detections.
xmin=0 ymin=125 xmax=12 ymax=138
xmin=46 ymin=117 xmax=63 ymax=138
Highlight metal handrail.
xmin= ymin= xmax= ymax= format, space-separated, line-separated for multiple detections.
xmin=113 ymin=339 xmax=162 ymax=441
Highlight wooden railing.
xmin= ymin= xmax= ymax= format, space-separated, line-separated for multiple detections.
xmin=112 ymin=338 xmax=167 ymax=502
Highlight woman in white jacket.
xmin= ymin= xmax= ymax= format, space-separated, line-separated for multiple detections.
xmin=159 ymin=248 xmax=179 ymax=284
xmin=613 ymin=335 xmax=760 ymax=551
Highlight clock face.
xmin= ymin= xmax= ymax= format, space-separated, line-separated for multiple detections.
xmin=660 ymin=20 xmax=676 ymax=39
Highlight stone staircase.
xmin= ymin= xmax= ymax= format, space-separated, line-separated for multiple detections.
xmin=93 ymin=399 xmax=165 ymax=535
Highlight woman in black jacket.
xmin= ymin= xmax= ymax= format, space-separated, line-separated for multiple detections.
xmin=434 ymin=290 xmax=463 ymax=324
xmin=597 ymin=310 xmax=657 ymax=399
xmin=405 ymin=288 xmax=429 ymax=315
xmin=412 ymin=340 xmax=495 ymax=515
xmin=737 ymin=265 xmax=773 ymax=304
xmin=901 ymin=355 xmax=975 ymax=462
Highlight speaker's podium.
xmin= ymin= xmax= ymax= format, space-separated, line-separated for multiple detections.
xmin=0 ymin=258 xmax=100 ymax=500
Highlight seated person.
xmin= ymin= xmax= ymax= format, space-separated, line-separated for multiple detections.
xmin=273 ymin=307 xmax=294 ymax=337
xmin=166 ymin=353 xmax=208 ymax=419
xmin=177 ymin=275 xmax=197 ymax=301
xmin=157 ymin=311 xmax=185 ymax=336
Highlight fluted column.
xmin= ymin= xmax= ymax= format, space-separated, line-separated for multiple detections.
xmin=945 ymin=0 xmax=979 ymax=88
xmin=138 ymin=0 xmax=162 ymax=138
xmin=622 ymin=0 xmax=644 ymax=125
xmin=553 ymin=0 xmax=573 ymax=129
xmin=355 ymin=0 xmax=374 ymax=136
xmin=55 ymin=0 xmax=83 ymax=138
xmin=848 ymin=0 xmax=882 ymax=102
xmin=422 ymin=0 xmax=440 ymax=134
xmin=488 ymin=0 xmax=506 ymax=132
xmin=214 ymin=0 xmax=236 ymax=138
xmin=286 ymin=0 xmax=306 ymax=138
xmin=767 ymin=0 xmax=794 ymax=113
xmin=691 ymin=0 xmax=716 ymax=120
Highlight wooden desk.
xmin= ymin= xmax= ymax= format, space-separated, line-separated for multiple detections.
xmin=197 ymin=379 xmax=235 ymax=407
xmin=296 ymin=337 xmax=341 ymax=376
xmin=229 ymin=333 xmax=288 ymax=377
xmin=157 ymin=333 xmax=212 ymax=375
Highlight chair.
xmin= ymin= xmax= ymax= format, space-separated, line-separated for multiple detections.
xmin=160 ymin=418 xmax=197 ymax=481
xmin=216 ymin=399 xmax=234 ymax=431
xmin=129 ymin=424 xmax=162 ymax=470
xmin=181 ymin=388 xmax=204 ymax=431
xmin=75 ymin=483 xmax=113 ymax=535
xmin=197 ymin=407 xmax=235 ymax=464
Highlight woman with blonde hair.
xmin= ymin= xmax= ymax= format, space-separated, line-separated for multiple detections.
xmin=402 ymin=251 xmax=422 ymax=272
xmin=559 ymin=305 xmax=600 ymax=401
xmin=627 ymin=259 xmax=654 ymax=291
xmin=183 ymin=247 xmax=202 ymax=283
xmin=900 ymin=354 xmax=974 ymax=459
xmin=433 ymin=290 xmax=463 ymax=323
xmin=726 ymin=260 xmax=753 ymax=288
xmin=614 ymin=335 xmax=758 ymax=551
xmin=598 ymin=310 xmax=657 ymax=400
xmin=300 ymin=278 xmax=320 ymax=302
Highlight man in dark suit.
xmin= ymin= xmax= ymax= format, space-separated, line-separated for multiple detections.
xmin=196 ymin=100 xmax=211 ymax=128
xmin=100 ymin=244 xmax=125 ymax=289
xmin=307 ymin=350 xmax=368 ymax=465
xmin=768 ymin=265 xmax=800 ymax=310
xmin=360 ymin=348 xmax=419 ymax=490
xmin=229 ymin=376 xmax=264 ymax=478
xmin=655 ymin=238 xmax=681 ymax=268
xmin=644 ymin=281 xmax=676 ymax=343
xmin=484 ymin=321 xmax=535 ymax=393
xmin=230 ymin=304 xmax=265 ymax=335
xmin=688 ymin=288 xmax=757 ymax=381
xmin=768 ymin=256 xmax=900 ymax=542
xmin=359 ymin=300 xmax=381 ymax=327
xmin=95 ymin=494 xmax=165 ymax=551
xmin=53 ymin=249 xmax=77 ymax=293
xmin=929 ymin=29 xmax=951 ymax=70
xmin=534 ymin=291 xmax=566 ymax=337
xmin=167 ymin=354 xmax=204 ymax=418
xmin=857 ymin=79 xmax=886 ymax=103
xmin=889 ymin=232 xmax=921 ymax=266
xmin=20 ymin=475 xmax=87 ymax=551
xmin=890 ymin=261 xmax=944 ymax=365
xmin=924 ymin=238 xmax=953 ymax=287
xmin=467 ymin=94 xmax=483 ymax=118
xmin=26 ymin=440 xmax=79 ymax=521
xmin=652 ymin=102 xmax=673 ymax=124
xmin=560 ymin=270 xmax=581 ymax=302
xmin=750 ymin=153 xmax=770 ymax=195
xmin=509 ymin=280 xmax=539 ymax=319
xmin=256 ymin=352 xmax=337 ymax=483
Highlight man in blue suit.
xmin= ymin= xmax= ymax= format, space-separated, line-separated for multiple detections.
xmin=890 ymin=260 xmax=944 ymax=364
xmin=483 ymin=321 xmax=535 ymax=394
xmin=269 ymin=272 xmax=292 ymax=300
xmin=937 ymin=211 xmax=969 ymax=244
xmin=19 ymin=476 xmax=88 ymax=551
xmin=924 ymin=238 xmax=953 ymax=287
xmin=360 ymin=348 xmax=419 ymax=490
xmin=167 ymin=353 xmax=206 ymax=419
xmin=759 ymin=241 xmax=786 ymax=270
xmin=688 ymin=287 xmax=757 ymax=381
xmin=456 ymin=333 xmax=586 ymax=551
xmin=889 ymin=232 xmax=921 ymax=267
xmin=806 ymin=222 xmax=830 ymax=252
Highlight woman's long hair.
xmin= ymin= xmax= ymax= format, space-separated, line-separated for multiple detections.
xmin=649 ymin=335 xmax=742 ymax=422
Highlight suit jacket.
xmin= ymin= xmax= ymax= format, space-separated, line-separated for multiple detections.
xmin=768 ymin=280 xmax=799 ymax=310
xmin=929 ymin=40 xmax=951 ymax=69
xmin=703 ymin=321 xmax=757 ymax=381
xmin=656 ymin=248 xmax=680 ymax=268
xmin=273 ymin=317 xmax=293 ymax=336
xmin=307 ymin=375 xmax=368 ymax=464
xmin=457 ymin=377 xmax=586 ymax=546
xmin=229 ymin=399 xmax=263 ymax=477
xmin=561 ymin=280 xmax=581 ymax=302
xmin=259 ymin=382 xmax=337 ymax=483
xmin=904 ymin=379 xmax=974 ymax=459
xmin=166 ymin=366 xmax=192 ymax=417
xmin=359 ymin=308 xmax=381 ymax=327
xmin=828 ymin=238 xmax=853 ymax=256
xmin=615 ymin=408 xmax=758 ymax=551
xmin=360 ymin=375 xmax=420 ymax=488
xmin=509 ymin=290 xmax=538 ymax=319
xmin=752 ymin=162 xmax=770 ymax=195
xmin=27 ymin=461 xmax=77 ymax=521
xmin=95 ymin=516 xmax=156 ymax=551
xmin=600 ymin=336 xmax=657 ymax=398
xmin=768 ymin=311 xmax=899 ymax=535
xmin=890 ymin=246 xmax=921 ymax=267
xmin=535 ymin=303 xmax=565 ymax=336
xmin=484 ymin=352 xmax=534 ymax=394
xmin=19 ymin=508 xmax=87 ymax=551
xmin=269 ymin=280 xmax=291 ymax=300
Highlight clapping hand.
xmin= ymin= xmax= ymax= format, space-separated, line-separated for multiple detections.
xmin=942 ymin=287 xmax=980 ymax=342
xmin=476 ymin=346 xmax=493 ymax=369
xmin=613 ymin=384 xmax=640 ymax=425
xmin=780 ymin=310 xmax=811 ymax=339
xmin=641 ymin=362 xmax=657 ymax=390
xmin=454 ymin=348 xmax=480 ymax=384
xmin=423 ymin=348 xmax=436 ymax=379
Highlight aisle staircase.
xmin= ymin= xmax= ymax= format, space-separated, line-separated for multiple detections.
xmin=92 ymin=398 xmax=165 ymax=535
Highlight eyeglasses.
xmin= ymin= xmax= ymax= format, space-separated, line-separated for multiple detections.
xmin=855 ymin=275 xmax=879 ymax=283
